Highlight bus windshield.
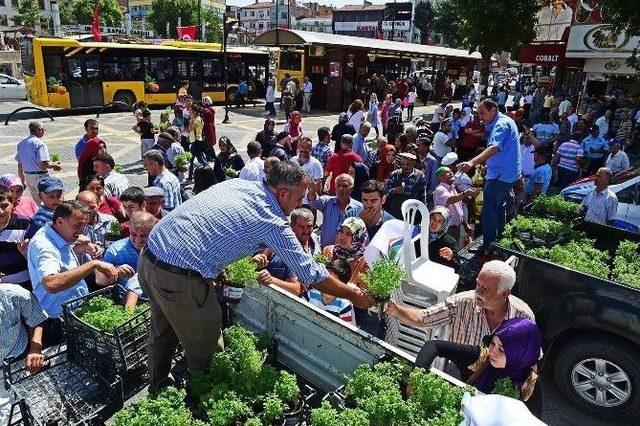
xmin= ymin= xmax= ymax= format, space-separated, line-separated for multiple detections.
xmin=20 ymin=37 xmax=35 ymax=76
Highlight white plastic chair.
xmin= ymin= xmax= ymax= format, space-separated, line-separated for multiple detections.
xmin=401 ymin=199 xmax=459 ymax=304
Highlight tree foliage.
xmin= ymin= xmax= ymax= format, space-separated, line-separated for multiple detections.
xmin=72 ymin=0 xmax=123 ymax=27
xmin=147 ymin=0 xmax=221 ymax=42
xmin=12 ymin=0 xmax=42 ymax=27
xmin=414 ymin=1 xmax=434 ymax=45
xmin=431 ymin=0 xmax=540 ymax=85
xmin=601 ymin=0 xmax=640 ymax=72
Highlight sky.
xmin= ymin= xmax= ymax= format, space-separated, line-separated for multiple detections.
xmin=226 ymin=0 xmax=388 ymax=7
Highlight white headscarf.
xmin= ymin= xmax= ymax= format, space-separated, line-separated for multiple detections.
xmin=459 ymin=107 xmax=473 ymax=127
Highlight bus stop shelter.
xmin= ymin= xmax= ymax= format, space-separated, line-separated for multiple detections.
xmin=253 ymin=29 xmax=482 ymax=111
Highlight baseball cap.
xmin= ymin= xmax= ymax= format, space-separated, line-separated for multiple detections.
xmin=143 ymin=187 xmax=165 ymax=198
xmin=441 ymin=152 xmax=458 ymax=166
xmin=0 ymin=173 xmax=23 ymax=189
xmin=37 ymin=176 xmax=64 ymax=194
xmin=609 ymin=137 xmax=622 ymax=146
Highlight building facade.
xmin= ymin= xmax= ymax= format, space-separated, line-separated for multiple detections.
xmin=293 ymin=16 xmax=331 ymax=33
xmin=332 ymin=1 xmax=414 ymax=42
xmin=238 ymin=1 xmax=272 ymax=36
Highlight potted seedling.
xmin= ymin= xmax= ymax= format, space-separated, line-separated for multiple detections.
xmin=359 ymin=258 xmax=405 ymax=319
xmin=224 ymin=166 xmax=239 ymax=179
xmin=310 ymin=401 xmax=339 ymax=426
xmin=223 ymin=256 xmax=258 ymax=304
xmin=114 ymin=164 xmax=123 ymax=173
xmin=202 ymin=391 xmax=252 ymax=426
xmin=274 ymin=370 xmax=303 ymax=424
xmin=104 ymin=221 xmax=122 ymax=249
xmin=174 ymin=152 xmax=192 ymax=181
xmin=314 ymin=252 xmax=329 ymax=265
xmin=50 ymin=152 xmax=61 ymax=163
xmin=491 ymin=377 xmax=520 ymax=400
xmin=261 ymin=393 xmax=286 ymax=426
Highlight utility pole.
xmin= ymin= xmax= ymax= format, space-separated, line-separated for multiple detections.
xmin=391 ymin=0 xmax=396 ymax=41
xmin=275 ymin=0 xmax=279 ymax=46
xmin=198 ymin=0 xmax=202 ymax=41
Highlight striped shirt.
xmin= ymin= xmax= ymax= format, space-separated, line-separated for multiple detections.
xmin=309 ymin=196 xmax=362 ymax=246
xmin=307 ymin=289 xmax=356 ymax=324
xmin=557 ymin=140 xmax=583 ymax=172
xmin=153 ymin=169 xmax=182 ymax=210
xmin=581 ymin=187 xmax=618 ymax=225
xmin=24 ymin=205 xmax=55 ymax=239
xmin=84 ymin=212 xmax=117 ymax=249
xmin=103 ymin=237 xmax=145 ymax=299
xmin=146 ymin=179 xmax=329 ymax=285
xmin=420 ymin=290 xmax=535 ymax=346
xmin=385 ymin=169 xmax=427 ymax=201
xmin=0 ymin=214 xmax=30 ymax=285
xmin=1 ymin=283 xmax=48 ymax=360
xmin=103 ymin=171 xmax=130 ymax=198
xmin=311 ymin=140 xmax=333 ymax=167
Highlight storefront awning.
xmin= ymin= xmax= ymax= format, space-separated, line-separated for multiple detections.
xmin=252 ymin=29 xmax=482 ymax=61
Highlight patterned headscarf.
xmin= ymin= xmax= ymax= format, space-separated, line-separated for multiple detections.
xmin=429 ymin=206 xmax=451 ymax=242
xmin=333 ymin=217 xmax=369 ymax=262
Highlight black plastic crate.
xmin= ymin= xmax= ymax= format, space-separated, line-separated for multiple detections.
xmin=3 ymin=349 xmax=121 ymax=426
xmin=62 ymin=286 xmax=151 ymax=383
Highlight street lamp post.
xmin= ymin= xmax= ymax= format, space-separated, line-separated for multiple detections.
xmin=222 ymin=12 xmax=230 ymax=123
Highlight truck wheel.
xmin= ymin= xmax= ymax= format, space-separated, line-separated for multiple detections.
xmin=553 ymin=335 xmax=640 ymax=419
xmin=113 ymin=91 xmax=136 ymax=109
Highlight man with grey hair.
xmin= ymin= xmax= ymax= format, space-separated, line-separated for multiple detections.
xmin=142 ymin=149 xmax=182 ymax=210
xmin=308 ymin=173 xmax=362 ymax=246
xmin=139 ymin=161 xmax=373 ymax=391
xmin=386 ymin=259 xmax=534 ymax=346
xmin=581 ymin=167 xmax=618 ymax=226
xmin=352 ymin=121 xmax=372 ymax=160
xmin=15 ymin=121 xmax=62 ymax=201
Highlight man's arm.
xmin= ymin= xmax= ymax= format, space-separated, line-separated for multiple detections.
xmin=17 ymin=162 xmax=25 ymax=184
xmin=37 ymin=160 xmax=61 ymax=171
xmin=460 ymin=144 xmax=499 ymax=172
xmin=313 ymin=274 xmax=372 ymax=308
xmin=43 ymin=260 xmax=118 ymax=294
xmin=26 ymin=325 xmax=44 ymax=373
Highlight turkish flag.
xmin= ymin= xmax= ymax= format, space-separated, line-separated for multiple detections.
xmin=177 ymin=26 xmax=197 ymax=41
xmin=92 ymin=5 xmax=101 ymax=42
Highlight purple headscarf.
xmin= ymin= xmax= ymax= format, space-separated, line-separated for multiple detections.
xmin=473 ymin=317 xmax=542 ymax=394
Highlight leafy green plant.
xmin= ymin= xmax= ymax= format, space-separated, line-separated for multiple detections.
xmin=359 ymin=259 xmax=405 ymax=301
xmin=113 ymin=386 xmax=193 ymax=426
xmin=423 ymin=407 xmax=463 ymax=426
xmin=491 ymin=377 xmax=520 ymax=399
xmin=310 ymin=401 xmax=339 ymax=426
xmin=612 ymin=240 xmax=640 ymax=289
xmin=109 ymin=221 xmax=122 ymax=235
xmin=202 ymin=391 xmax=252 ymax=426
xmin=114 ymin=164 xmax=123 ymax=173
xmin=527 ymin=240 xmax=609 ymax=279
xmin=226 ymin=256 xmax=259 ymax=288
xmin=344 ymin=363 xmax=401 ymax=406
xmin=338 ymin=408 xmax=370 ymax=426
xmin=75 ymin=295 xmax=144 ymax=331
xmin=407 ymin=368 xmax=469 ymax=418
xmin=314 ymin=252 xmax=329 ymax=265
xmin=244 ymin=418 xmax=262 ymax=426
xmin=262 ymin=393 xmax=285 ymax=425
xmin=224 ymin=166 xmax=239 ymax=178
xmin=361 ymin=387 xmax=413 ymax=425
xmin=274 ymin=370 xmax=300 ymax=406
xmin=530 ymin=195 xmax=580 ymax=220
xmin=224 ymin=325 xmax=265 ymax=374
xmin=174 ymin=152 xmax=193 ymax=168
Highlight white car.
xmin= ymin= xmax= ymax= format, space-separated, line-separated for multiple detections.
xmin=560 ymin=168 xmax=640 ymax=233
xmin=0 ymin=73 xmax=26 ymax=100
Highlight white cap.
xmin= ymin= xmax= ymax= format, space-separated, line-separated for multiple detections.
xmin=441 ymin=152 xmax=459 ymax=166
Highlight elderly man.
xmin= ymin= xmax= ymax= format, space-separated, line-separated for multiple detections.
xmin=459 ymin=98 xmax=522 ymax=249
xmin=15 ymin=121 xmax=62 ymax=201
xmin=76 ymin=190 xmax=117 ymax=249
xmin=27 ymin=201 xmax=118 ymax=345
xmin=604 ymin=138 xmax=630 ymax=176
xmin=432 ymin=119 xmax=456 ymax=162
xmin=143 ymin=186 xmax=168 ymax=220
xmin=239 ymin=141 xmax=265 ymax=182
xmin=93 ymin=153 xmax=129 ymax=198
xmin=308 ymin=173 xmax=362 ymax=246
xmin=385 ymin=152 xmax=427 ymax=219
xmin=97 ymin=212 xmax=157 ymax=308
xmin=352 ymin=121 xmax=372 ymax=160
xmin=386 ymin=260 xmax=534 ymax=345
xmin=256 ymin=208 xmax=320 ymax=295
xmin=142 ymin=149 xmax=182 ymax=211
xmin=581 ymin=167 xmax=618 ymax=226
xmin=433 ymin=167 xmax=477 ymax=246
xmin=324 ymin=134 xmax=363 ymax=195
xmin=139 ymin=161 xmax=372 ymax=391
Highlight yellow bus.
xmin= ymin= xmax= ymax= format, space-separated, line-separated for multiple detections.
xmin=20 ymin=37 xmax=269 ymax=109
xmin=275 ymin=48 xmax=305 ymax=88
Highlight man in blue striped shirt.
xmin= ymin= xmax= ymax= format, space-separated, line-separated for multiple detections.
xmin=140 ymin=161 xmax=373 ymax=391
xmin=142 ymin=150 xmax=182 ymax=211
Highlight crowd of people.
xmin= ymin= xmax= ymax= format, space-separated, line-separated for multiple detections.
xmin=3 ymin=78 xmax=639 ymax=414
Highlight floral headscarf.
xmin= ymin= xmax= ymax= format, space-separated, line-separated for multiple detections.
xmin=333 ymin=217 xmax=369 ymax=262
xmin=429 ymin=206 xmax=451 ymax=242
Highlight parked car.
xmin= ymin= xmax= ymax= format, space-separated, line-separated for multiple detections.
xmin=560 ymin=167 xmax=640 ymax=232
xmin=0 ymin=73 xmax=26 ymax=100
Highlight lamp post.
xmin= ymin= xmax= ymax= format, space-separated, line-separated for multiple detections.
xmin=222 ymin=12 xmax=230 ymax=123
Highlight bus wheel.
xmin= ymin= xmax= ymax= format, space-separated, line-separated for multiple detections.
xmin=113 ymin=91 xmax=136 ymax=110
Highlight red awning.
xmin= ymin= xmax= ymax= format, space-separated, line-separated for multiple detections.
xmin=518 ymin=43 xmax=583 ymax=68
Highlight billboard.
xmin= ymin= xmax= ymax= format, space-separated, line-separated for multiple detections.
xmin=535 ymin=0 xmax=575 ymax=42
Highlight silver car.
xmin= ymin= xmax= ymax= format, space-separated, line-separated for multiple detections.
xmin=0 ymin=73 xmax=27 ymax=100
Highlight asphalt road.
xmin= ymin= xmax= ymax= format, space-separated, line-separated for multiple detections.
xmin=0 ymin=102 xmax=627 ymax=426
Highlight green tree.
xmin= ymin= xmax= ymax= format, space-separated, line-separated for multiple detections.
xmin=202 ymin=10 xmax=222 ymax=43
xmin=147 ymin=0 xmax=198 ymax=38
xmin=12 ymin=0 xmax=42 ymax=27
xmin=431 ymin=1 xmax=463 ymax=47
xmin=601 ymin=0 xmax=640 ymax=73
xmin=58 ymin=0 xmax=76 ymax=25
xmin=431 ymin=0 xmax=540 ymax=86
xmin=72 ymin=0 xmax=123 ymax=27
xmin=414 ymin=1 xmax=434 ymax=45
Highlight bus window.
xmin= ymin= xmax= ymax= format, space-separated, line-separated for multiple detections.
xmin=103 ymin=55 xmax=144 ymax=81
xmin=148 ymin=57 xmax=175 ymax=82
xmin=203 ymin=58 xmax=222 ymax=89
xmin=85 ymin=57 xmax=100 ymax=79
xmin=67 ymin=58 xmax=82 ymax=79
xmin=20 ymin=37 xmax=35 ymax=75
xmin=44 ymin=54 xmax=63 ymax=81
xmin=279 ymin=51 xmax=301 ymax=72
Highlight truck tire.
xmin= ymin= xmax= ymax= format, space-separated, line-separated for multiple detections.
xmin=113 ymin=91 xmax=136 ymax=109
xmin=553 ymin=335 xmax=640 ymax=419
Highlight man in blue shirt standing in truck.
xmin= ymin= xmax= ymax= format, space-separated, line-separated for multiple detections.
xmin=459 ymin=98 xmax=521 ymax=249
